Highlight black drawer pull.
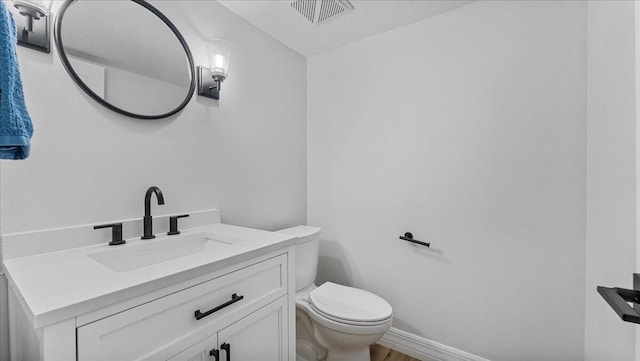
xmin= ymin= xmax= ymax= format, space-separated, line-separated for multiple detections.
xmin=194 ymin=293 xmax=244 ymax=320
xmin=221 ymin=342 xmax=231 ymax=361
xmin=210 ymin=348 xmax=219 ymax=360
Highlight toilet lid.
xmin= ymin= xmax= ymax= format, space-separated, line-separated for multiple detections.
xmin=309 ymin=282 xmax=392 ymax=323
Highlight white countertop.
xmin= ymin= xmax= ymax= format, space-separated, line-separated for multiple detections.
xmin=3 ymin=223 xmax=296 ymax=329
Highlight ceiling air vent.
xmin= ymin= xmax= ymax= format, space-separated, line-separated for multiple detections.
xmin=291 ymin=0 xmax=354 ymax=25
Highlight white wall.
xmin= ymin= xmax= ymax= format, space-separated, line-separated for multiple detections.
xmin=585 ymin=2 xmax=637 ymax=361
xmin=308 ymin=1 xmax=587 ymax=360
xmin=0 ymin=1 xmax=306 ymax=359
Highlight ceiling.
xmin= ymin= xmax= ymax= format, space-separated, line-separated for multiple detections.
xmin=216 ymin=0 xmax=476 ymax=57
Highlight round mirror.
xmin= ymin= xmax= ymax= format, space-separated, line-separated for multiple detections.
xmin=54 ymin=0 xmax=195 ymax=119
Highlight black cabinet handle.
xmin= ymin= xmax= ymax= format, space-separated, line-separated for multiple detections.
xmin=221 ymin=343 xmax=231 ymax=361
xmin=399 ymin=232 xmax=430 ymax=248
xmin=597 ymin=286 xmax=640 ymax=324
xmin=210 ymin=348 xmax=219 ymax=360
xmin=194 ymin=293 xmax=244 ymax=320
xmin=93 ymin=223 xmax=125 ymax=246
xmin=168 ymin=214 xmax=189 ymax=235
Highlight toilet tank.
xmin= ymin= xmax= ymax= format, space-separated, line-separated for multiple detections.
xmin=277 ymin=225 xmax=321 ymax=291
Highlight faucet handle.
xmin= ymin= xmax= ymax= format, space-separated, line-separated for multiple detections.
xmin=93 ymin=223 xmax=125 ymax=246
xmin=168 ymin=214 xmax=190 ymax=235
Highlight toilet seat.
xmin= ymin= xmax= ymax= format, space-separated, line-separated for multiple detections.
xmin=311 ymin=307 xmax=392 ymax=327
xmin=308 ymin=282 xmax=393 ymax=326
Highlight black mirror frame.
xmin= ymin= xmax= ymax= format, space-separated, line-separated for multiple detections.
xmin=54 ymin=0 xmax=196 ymax=120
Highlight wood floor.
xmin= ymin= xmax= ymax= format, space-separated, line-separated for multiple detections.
xmin=370 ymin=344 xmax=422 ymax=361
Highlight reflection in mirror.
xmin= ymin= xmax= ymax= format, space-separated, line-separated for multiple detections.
xmin=55 ymin=0 xmax=195 ymax=119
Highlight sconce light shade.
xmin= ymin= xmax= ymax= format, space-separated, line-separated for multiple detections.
xmin=207 ymin=39 xmax=231 ymax=78
xmin=11 ymin=0 xmax=52 ymax=53
xmin=198 ymin=39 xmax=232 ymax=100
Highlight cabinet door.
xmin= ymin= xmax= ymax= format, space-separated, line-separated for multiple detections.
xmin=167 ymin=334 xmax=217 ymax=361
xmin=217 ymin=296 xmax=288 ymax=361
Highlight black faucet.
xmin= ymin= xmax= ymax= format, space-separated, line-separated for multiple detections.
xmin=142 ymin=186 xmax=165 ymax=239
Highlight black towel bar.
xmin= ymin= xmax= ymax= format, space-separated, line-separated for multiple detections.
xmin=598 ymin=274 xmax=640 ymax=325
xmin=597 ymin=286 xmax=640 ymax=324
xmin=399 ymin=232 xmax=430 ymax=248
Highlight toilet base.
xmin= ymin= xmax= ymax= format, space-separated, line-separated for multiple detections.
xmin=309 ymin=310 xmax=385 ymax=361
xmin=296 ymin=348 xmax=370 ymax=361
xmin=297 ymin=340 xmax=324 ymax=361
xmin=325 ymin=347 xmax=370 ymax=361
xmin=296 ymin=306 xmax=327 ymax=361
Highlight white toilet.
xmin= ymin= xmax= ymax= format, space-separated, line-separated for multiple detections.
xmin=277 ymin=226 xmax=393 ymax=361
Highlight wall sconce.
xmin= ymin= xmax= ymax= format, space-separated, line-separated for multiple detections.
xmin=10 ymin=0 xmax=52 ymax=53
xmin=197 ymin=40 xmax=232 ymax=100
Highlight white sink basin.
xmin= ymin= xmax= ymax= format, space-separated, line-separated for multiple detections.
xmin=88 ymin=232 xmax=243 ymax=273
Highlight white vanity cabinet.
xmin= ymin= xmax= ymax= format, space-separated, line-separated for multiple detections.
xmin=8 ymin=249 xmax=294 ymax=361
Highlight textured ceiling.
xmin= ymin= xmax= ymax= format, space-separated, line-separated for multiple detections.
xmin=216 ymin=0 xmax=476 ymax=57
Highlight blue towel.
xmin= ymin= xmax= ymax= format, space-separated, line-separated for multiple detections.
xmin=0 ymin=2 xmax=33 ymax=160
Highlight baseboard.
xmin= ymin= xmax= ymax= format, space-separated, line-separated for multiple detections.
xmin=378 ymin=327 xmax=491 ymax=361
